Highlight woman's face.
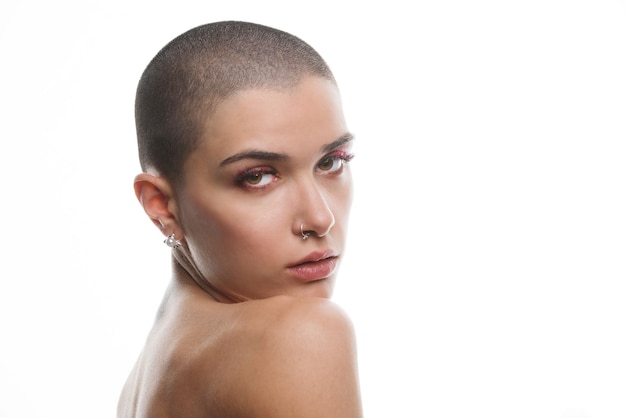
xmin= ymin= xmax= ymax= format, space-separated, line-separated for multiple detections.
xmin=175 ymin=76 xmax=354 ymax=300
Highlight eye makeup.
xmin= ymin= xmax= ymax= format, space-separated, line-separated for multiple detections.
xmin=317 ymin=150 xmax=355 ymax=174
xmin=233 ymin=166 xmax=279 ymax=189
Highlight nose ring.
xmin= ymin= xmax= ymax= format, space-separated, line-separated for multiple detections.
xmin=300 ymin=224 xmax=311 ymax=240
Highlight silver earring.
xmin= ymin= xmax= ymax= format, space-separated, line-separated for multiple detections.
xmin=164 ymin=233 xmax=182 ymax=249
xmin=300 ymin=224 xmax=310 ymax=240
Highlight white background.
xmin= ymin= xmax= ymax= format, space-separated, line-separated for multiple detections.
xmin=1 ymin=1 xmax=625 ymax=417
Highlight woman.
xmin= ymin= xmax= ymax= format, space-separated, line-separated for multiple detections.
xmin=117 ymin=21 xmax=362 ymax=417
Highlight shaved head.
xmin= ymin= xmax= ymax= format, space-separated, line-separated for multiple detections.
xmin=135 ymin=21 xmax=336 ymax=185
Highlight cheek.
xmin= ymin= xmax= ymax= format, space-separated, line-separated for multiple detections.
xmin=344 ymin=177 xmax=355 ymax=212
xmin=181 ymin=194 xmax=288 ymax=255
xmin=331 ymin=175 xmax=354 ymax=219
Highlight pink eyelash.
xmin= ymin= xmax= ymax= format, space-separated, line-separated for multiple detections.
xmin=328 ymin=150 xmax=355 ymax=162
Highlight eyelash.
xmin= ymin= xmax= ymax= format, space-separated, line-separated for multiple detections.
xmin=317 ymin=150 xmax=355 ymax=174
xmin=233 ymin=150 xmax=355 ymax=190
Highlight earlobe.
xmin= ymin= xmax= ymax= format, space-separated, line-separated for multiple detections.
xmin=134 ymin=173 xmax=181 ymax=234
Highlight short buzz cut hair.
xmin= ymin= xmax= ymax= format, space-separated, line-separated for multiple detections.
xmin=135 ymin=20 xmax=337 ymax=185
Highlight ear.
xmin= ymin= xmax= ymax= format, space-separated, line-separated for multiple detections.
xmin=134 ymin=173 xmax=184 ymax=238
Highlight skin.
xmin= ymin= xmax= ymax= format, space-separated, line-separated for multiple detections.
xmin=118 ymin=76 xmax=362 ymax=417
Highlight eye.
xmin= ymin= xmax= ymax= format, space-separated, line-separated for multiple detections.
xmin=234 ymin=167 xmax=278 ymax=189
xmin=317 ymin=151 xmax=354 ymax=174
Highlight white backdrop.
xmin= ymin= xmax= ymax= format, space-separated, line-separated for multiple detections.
xmin=1 ymin=1 xmax=625 ymax=417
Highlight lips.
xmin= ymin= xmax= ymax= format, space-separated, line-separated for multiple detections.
xmin=287 ymin=250 xmax=339 ymax=282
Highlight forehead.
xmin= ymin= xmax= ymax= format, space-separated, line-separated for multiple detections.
xmin=196 ymin=77 xmax=347 ymax=159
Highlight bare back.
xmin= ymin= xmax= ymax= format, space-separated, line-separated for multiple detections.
xmin=117 ymin=275 xmax=362 ymax=418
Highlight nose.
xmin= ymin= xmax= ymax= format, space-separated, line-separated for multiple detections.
xmin=293 ymin=178 xmax=335 ymax=239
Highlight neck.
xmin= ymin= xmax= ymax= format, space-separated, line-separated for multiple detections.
xmin=171 ymin=247 xmax=249 ymax=303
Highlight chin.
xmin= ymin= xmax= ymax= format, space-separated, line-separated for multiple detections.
xmin=298 ymin=278 xmax=335 ymax=299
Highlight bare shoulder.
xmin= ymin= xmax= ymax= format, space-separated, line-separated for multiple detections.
xmin=243 ymin=296 xmax=358 ymax=360
xmin=247 ymin=295 xmax=356 ymax=338
xmin=118 ymin=295 xmax=361 ymax=417
xmin=209 ymin=296 xmax=362 ymax=417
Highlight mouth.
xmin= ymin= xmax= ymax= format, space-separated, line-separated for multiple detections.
xmin=287 ymin=250 xmax=339 ymax=282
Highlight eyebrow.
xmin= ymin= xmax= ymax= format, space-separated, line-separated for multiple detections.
xmin=322 ymin=133 xmax=354 ymax=153
xmin=219 ymin=133 xmax=354 ymax=167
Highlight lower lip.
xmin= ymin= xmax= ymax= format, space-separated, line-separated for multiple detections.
xmin=288 ymin=257 xmax=338 ymax=282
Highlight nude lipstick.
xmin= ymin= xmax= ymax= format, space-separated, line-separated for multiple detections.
xmin=287 ymin=250 xmax=339 ymax=282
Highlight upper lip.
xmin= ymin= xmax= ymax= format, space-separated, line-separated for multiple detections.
xmin=289 ymin=250 xmax=338 ymax=267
